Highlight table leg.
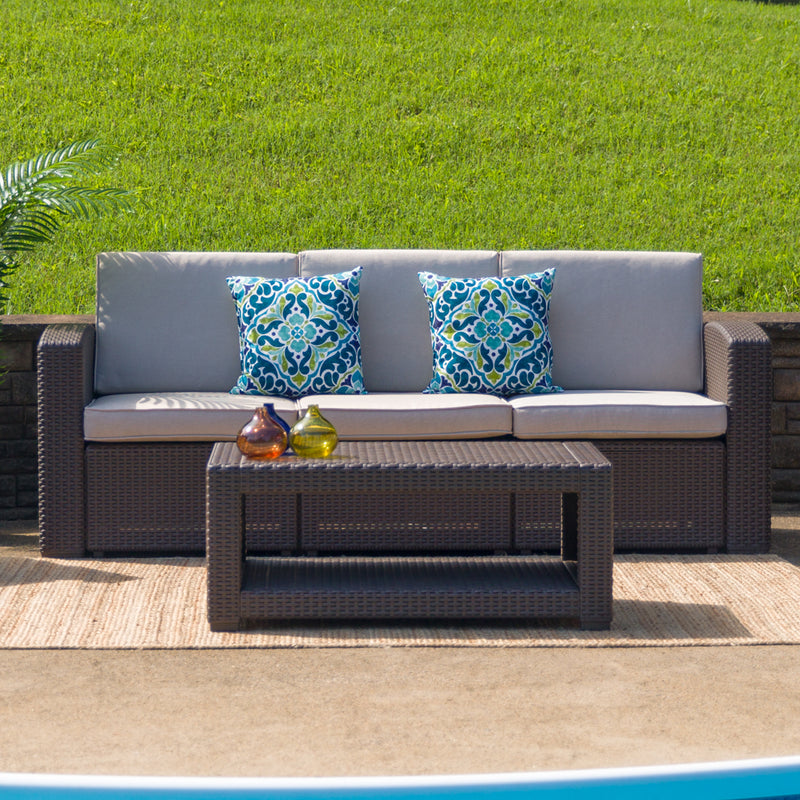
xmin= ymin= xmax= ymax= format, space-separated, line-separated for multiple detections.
xmin=206 ymin=482 xmax=244 ymax=632
xmin=561 ymin=492 xmax=578 ymax=561
xmin=576 ymin=475 xmax=614 ymax=630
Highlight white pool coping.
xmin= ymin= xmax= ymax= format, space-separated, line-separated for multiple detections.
xmin=2 ymin=755 xmax=800 ymax=799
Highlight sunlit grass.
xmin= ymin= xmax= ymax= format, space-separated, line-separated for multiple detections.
xmin=1 ymin=0 xmax=799 ymax=312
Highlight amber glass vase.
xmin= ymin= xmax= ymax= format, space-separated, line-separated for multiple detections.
xmin=236 ymin=404 xmax=288 ymax=459
xmin=289 ymin=404 xmax=338 ymax=458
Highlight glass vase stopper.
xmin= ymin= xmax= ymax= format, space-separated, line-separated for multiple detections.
xmin=236 ymin=404 xmax=288 ymax=459
xmin=289 ymin=404 xmax=338 ymax=458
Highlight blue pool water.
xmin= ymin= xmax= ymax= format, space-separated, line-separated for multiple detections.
xmin=2 ymin=757 xmax=800 ymax=800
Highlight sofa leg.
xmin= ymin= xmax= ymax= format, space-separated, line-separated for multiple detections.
xmin=39 ymin=524 xmax=87 ymax=558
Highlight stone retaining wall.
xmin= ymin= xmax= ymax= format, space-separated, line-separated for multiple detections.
xmin=3 ymin=312 xmax=800 ymax=519
xmin=705 ymin=311 xmax=800 ymax=504
xmin=0 ymin=315 xmax=93 ymax=520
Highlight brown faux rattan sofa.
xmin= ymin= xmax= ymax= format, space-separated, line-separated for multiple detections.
xmin=37 ymin=249 xmax=772 ymax=558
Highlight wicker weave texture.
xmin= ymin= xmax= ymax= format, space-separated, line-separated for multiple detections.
xmin=37 ymin=324 xmax=94 ymax=557
xmin=704 ymin=319 xmax=772 ymax=553
xmin=301 ymin=492 xmax=512 ymax=552
xmin=85 ymin=443 xmax=298 ymax=555
xmin=241 ymin=557 xmax=581 ymax=620
xmin=206 ymin=440 xmax=613 ymax=629
xmin=87 ymin=443 xmax=211 ymax=554
xmin=507 ymin=440 xmax=725 ymax=553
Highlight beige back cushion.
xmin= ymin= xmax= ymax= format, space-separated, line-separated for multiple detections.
xmin=95 ymin=251 xmax=298 ymax=394
xmin=94 ymin=249 xmax=703 ymax=397
xmin=299 ymin=249 xmax=500 ymax=392
xmin=501 ymin=250 xmax=704 ymax=391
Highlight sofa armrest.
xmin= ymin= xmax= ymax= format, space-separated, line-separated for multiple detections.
xmin=37 ymin=323 xmax=95 ymax=556
xmin=704 ymin=319 xmax=772 ymax=552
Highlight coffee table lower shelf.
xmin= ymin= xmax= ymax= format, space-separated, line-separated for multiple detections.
xmin=238 ymin=556 xmax=582 ymax=624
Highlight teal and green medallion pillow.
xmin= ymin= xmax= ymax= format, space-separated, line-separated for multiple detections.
xmin=418 ymin=269 xmax=562 ymax=396
xmin=227 ymin=268 xmax=366 ymax=398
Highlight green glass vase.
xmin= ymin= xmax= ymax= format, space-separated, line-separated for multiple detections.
xmin=289 ymin=404 xmax=338 ymax=458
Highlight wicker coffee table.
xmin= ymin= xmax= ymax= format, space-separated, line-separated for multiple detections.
xmin=206 ymin=440 xmax=613 ymax=631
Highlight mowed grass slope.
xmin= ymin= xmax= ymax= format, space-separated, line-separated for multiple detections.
xmin=1 ymin=0 xmax=799 ymax=313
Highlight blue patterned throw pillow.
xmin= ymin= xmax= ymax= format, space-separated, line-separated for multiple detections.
xmin=227 ymin=268 xmax=366 ymax=398
xmin=418 ymin=270 xmax=562 ymax=396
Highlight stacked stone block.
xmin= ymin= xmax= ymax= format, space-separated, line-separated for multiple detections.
xmin=0 ymin=318 xmax=42 ymax=519
xmin=761 ymin=317 xmax=800 ymax=503
xmin=705 ymin=311 xmax=800 ymax=504
xmin=0 ymin=315 xmax=93 ymax=520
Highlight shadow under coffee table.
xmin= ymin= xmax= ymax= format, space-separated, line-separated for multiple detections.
xmin=206 ymin=440 xmax=613 ymax=631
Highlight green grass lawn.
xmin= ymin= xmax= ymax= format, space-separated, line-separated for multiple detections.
xmin=2 ymin=0 xmax=799 ymax=313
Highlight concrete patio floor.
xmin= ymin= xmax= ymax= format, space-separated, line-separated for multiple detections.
xmin=0 ymin=512 xmax=799 ymax=779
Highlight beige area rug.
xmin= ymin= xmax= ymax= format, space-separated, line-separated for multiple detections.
xmin=1 ymin=554 xmax=800 ymax=648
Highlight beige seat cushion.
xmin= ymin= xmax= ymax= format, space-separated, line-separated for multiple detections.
xmin=297 ymin=393 xmax=512 ymax=440
xmin=84 ymin=392 xmax=298 ymax=442
xmin=85 ymin=389 xmax=726 ymax=443
xmin=510 ymin=390 xmax=727 ymax=439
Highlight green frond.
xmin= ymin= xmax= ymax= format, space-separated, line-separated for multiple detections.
xmin=0 ymin=138 xmax=120 ymax=199
xmin=34 ymin=186 xmax=134 ymax=219
xmin=28 ymin=138 xmax=106 ymax=173
xmin=1 ymin=209 xmax=62 ymax=251
xmin=0 ymin=137 xmax=134 ymax=312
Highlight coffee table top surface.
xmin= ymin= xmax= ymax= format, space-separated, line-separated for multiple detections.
xmin=209 ymin=439 xmax=609 ymax=473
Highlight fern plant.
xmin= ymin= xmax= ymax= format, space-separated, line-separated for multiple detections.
xmin=0 ymin=138 xmax=133 ymax=312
